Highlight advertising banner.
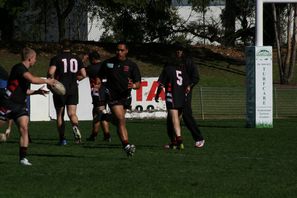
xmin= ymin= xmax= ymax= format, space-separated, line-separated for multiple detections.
xmin=31 ymin=77 xmax=167 ymax=121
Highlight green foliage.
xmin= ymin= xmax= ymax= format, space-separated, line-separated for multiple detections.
xmin=0 ymin=0 xmax=6 ymax=7
xmin=1 ymin=0 xmax=27 ymax=15
xmin=92 ymin=0 xmax=180 ymax=43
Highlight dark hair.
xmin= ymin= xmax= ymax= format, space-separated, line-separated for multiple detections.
xmin=61 ymin=39 xmax=71 ymax=50
xmin=117 ymin=40 xmax=129 ymax=50
xmin=174 ymin=42 xmax=185 ymax=51
xmin=88 ymin=51 xmax=100 ymax=62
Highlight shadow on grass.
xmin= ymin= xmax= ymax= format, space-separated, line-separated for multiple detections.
xmin=30 ymin=153 xmax=84 ymax=158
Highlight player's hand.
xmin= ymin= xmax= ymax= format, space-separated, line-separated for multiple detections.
xmin=128 ymin=78 xmax=134 ymax=89
xmin=185 ymin=85 xmax=191 ymax=94
xmin=35 ymin=85 xmax=49 ymax=96
xmin=46 ymin=78 xmax=56 ymax=86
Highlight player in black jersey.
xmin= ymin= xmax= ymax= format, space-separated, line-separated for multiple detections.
xmin=99 ymin=41 xmax=141 ymax=157
xmin=0 ymin=47 xmax=56 ymax=165
xmin=155 ymin=56 xmax=190 ymax=150
xmin=47 ymin=40 xmax=86 ymax=145
xmin=85 ymin=51 xmax=111 ymax=142
xmin=162 ymin=44 xmax=205 ymax=149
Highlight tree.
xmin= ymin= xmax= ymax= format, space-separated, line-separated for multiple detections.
xmin=273 ymin=3 xmax=297 ymax=84
xmin=221 ymin=0 xmax=255 ymax=46
xmin=0 ymin=0 xmax=27 ymax=41
xmin=52 ymin=0 xmax=75 ymax=42
xmin=91 ymin=0 xmax=179 ymax=43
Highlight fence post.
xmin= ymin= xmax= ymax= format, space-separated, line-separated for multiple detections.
xmin=274 ymin=87 xmax=278 ymax=119
xmin=199 ymin=86 xmax=205 ymax=120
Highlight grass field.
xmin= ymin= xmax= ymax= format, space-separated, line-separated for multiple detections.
xmin=1 ymin=119 xmax=297 ymax=197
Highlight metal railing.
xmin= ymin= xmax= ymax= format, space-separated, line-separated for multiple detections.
xmin=192 ymin=86 xmax=297 ymax=119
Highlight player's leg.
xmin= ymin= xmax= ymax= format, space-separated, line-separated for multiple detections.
xmin=5 ymin=119 xmax=13 ymax=137
xmin=16 ymin=115 xmax=32 ymax=165
xmin=67 ymin=104 xmax=81 ymax=143
xmin=101 ymin=120 xmax=111 ymax=142
xmin=99 ymin=105 xmax=111 ymax=142
xmin=110 ymin=104 xmax=135 ymax=156
xmin=86 ymin=106 xmax=101 ymax=141
xmin=182 ymin=92 xmax=204 ymax=147
xmin=53 ymin=94 xmax=67 ymax=145
xmin=55 ymin=106 xmax=66 ymax=144
xmin=169 ymin=109 xmax=184 ymax=150
xmin=164 ymin=114 xmax=177 ymax=149
xmin=111 ymin=105 xmax=127 ymax=142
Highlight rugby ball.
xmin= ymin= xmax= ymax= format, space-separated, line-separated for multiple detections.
xmin=51 ymin=81 xmax=66 ymax=95
xmin=0 ymin=133 xmax=7 ymax=143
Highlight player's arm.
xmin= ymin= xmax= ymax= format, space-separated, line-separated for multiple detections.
xmin=186 ymin=58 xmax=199 ymax=87
xmin=128 ymin=79 xmax=140 ymax=90
xmin=128 ymin=62 xmax=141 ymax=90
xmin=47 ymin=65 xmax=56 ymax=79
xmin=23 ymin=72 xmax=55 ymax=95
xmin=77 ymin=67 xmax=87 ymax=81
xmin=23 ymin=71 xmax=55 ymax=85
xmin=154 ymin=83 xmax=164 ymax=103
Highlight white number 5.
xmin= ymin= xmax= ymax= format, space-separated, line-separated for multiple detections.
xmin=176 ymin=70 xmax=183 ymax=86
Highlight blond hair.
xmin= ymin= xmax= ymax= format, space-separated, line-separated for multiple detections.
xmin=21 ymin=47 xmax=36 ymax=61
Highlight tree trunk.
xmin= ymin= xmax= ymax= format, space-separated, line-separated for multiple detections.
xmin=288 ymin=5 xmax=297 ymax=82
xmin=284 ymin=5 xmax=293 ymax=77
xmin=223 ymin=0 xmax=236 ymax=46
xmin=272 ymin=4 xmax=285 ymax=84
xmin=0 ymin=8 xmax=14 ymax=41
xmin=53 ymin=0 xmax=75 ymax=42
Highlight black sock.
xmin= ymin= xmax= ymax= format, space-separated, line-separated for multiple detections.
xmin=122 ymin=140 xmax=129 ymax=148
xmin=176 ymin=136 xmax=183 ymax=145
xmin=19 ymin=147 xmax=28 ymax=160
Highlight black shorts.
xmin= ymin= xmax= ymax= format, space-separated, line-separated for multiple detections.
xmin=53 ymin=92 xmax=79 ymax=108
xmin=108 ymin=96 xmax=132 ymax=110
xmin=0 ymin=99 xmax=28 ymax=121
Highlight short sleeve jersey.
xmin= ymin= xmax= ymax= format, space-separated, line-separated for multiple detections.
xmin=49 ymin=52 xmax=84 ymax=94
xmin=99 ymin=57 xmax=141 ymax=100
xmin=158 ymin=63 xmax=189 ymax=109
xmin=6 ymin=63 xmax=29 ymax=105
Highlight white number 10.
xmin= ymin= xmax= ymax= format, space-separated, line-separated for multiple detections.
xmin=62 ymin=58 xmax=78 ymax=73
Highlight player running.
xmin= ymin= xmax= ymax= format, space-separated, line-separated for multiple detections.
xmin=47 ymin=40 xmax=86 ymax=145
xmin=99 ymin=41 xmax=141 ymax=157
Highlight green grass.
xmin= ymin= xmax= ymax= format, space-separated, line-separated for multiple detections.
xmin=1 ymin=119 xmax=297 ymax=197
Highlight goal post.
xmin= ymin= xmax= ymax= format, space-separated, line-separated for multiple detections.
xmin=246 ymin=0 xmax=297 ymax=128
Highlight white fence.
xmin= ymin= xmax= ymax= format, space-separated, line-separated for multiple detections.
xmin=192 ymin=86 xmax=297 ymax=119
